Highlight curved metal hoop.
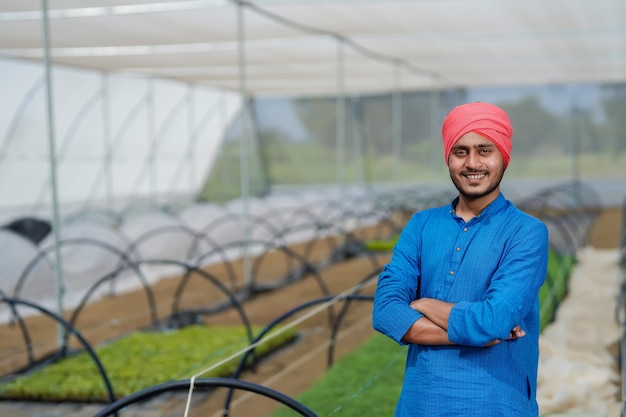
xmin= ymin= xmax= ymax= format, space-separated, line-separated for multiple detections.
xmin=0 ymin=296 xmax=116 ymax=404
xmin=92 ymin=377 xmax=319 ymax=417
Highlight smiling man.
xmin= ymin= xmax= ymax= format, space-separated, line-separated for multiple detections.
xmin=372 ymin=102 xmax=549 ymax=416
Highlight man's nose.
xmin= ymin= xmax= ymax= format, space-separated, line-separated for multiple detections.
xmin=465 ymin=151 xmax=482 ymax=168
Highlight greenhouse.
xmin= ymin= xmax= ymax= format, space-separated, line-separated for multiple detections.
xmin=0 ymin=1 xmax=625 ymax=416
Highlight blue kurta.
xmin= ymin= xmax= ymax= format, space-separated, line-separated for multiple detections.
xmin=372 ymin=193 xmax=548 ymax=416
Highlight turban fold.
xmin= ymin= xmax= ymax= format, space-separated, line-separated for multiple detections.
xmin=441 ymin=102 xmax=513 ymax=169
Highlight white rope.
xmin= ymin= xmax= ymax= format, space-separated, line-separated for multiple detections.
xmin=180 ymin=275 xmax=378 ymax=415
xmin=182 ymin=376 xmax=196 ymax=417
xmin=208 ymin=313 xmax=374 ymax=417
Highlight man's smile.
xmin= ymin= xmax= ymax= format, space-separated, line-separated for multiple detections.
xmin=462 ymin=172 xmax=487 ymax=181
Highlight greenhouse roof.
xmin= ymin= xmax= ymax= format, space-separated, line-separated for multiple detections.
xmin=1 ymin=0 xmax=625 ymax=96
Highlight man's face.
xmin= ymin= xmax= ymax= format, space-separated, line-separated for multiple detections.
xmin=447 ymin=131 xmax=505 ymax=201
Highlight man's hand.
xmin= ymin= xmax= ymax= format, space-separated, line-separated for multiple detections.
xmin=484 ymin=325 xmax=525 ymax=347
xmin=508 ymin=325 xmax=526 ymax=340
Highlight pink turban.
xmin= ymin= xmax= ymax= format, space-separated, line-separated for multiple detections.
xmin=441 ymin=102 xmax=514 ymax=169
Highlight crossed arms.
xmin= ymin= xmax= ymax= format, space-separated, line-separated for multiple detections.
xmin=402 ymin=297 xmax=525 ymax=346
xmin=372 ymin=210 xmax=549 ymax=348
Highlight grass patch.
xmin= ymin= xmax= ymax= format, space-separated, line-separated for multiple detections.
xmin=364 ymin=235 xmax=398 ymax=252
xmin=271 ymin=333 xmax=405 ymax=417
xmin=539 ymin=250 xmax=576 ymax=331
xmin=0 ymin=324 xmax=297 ymax=403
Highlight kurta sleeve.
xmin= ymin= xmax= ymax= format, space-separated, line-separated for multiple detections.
xmin=372 ymin=213 xmax=425 ymax=344
xmin=447 ymin=219 xmax=548 ymax=347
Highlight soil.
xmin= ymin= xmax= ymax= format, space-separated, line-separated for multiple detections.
xmin=0 ymin=207 xmax=621 ymax=417
xmin=588 ymin=207 xmax=623 ymax=249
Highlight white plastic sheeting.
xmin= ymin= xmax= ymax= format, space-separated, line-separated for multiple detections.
xmin=1 ymin=0 xmax=625 ymax=96
xmin=0 ymin=58 xmax=242 ymax=222
xmin=0 ymin=187 xmax=377 ymax=323
xmin=537 ymin=247 xmax=622 ymax=416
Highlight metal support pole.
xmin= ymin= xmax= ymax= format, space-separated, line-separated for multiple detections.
xmin=236 ymin=1 xmax=252 ymax=288
xmin=336 ymin=40 xmax=347 ymax=194
xmin=187 ymin=86 xmax=197 ymax=193
xmin=392 ymin=62 xmax=402 ymax=183
xmin=430 ymin=75 xmax=441 ymax=177
xmin=219 ymin=95 xmax=229 ymax=193
xmin=102 ymin=73 xmax=113 ymax=210
xmin=41 ymin=0 xmax=65 ymax=345
xmin=351 ymin=96 xmax=366 ymax=188
xmin=569 ymin=85 xmax=581 ymax=204
xmin=147 ymin=78 xmax=156 ymax=204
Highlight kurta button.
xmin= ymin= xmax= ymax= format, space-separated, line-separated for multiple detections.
xmin=449 ymin=271 xmax=454 ymax=275
xmin=456 ymin=247 xmax=460 ymax=251
xmin=463 ymin=227 xmax=468 ymax=232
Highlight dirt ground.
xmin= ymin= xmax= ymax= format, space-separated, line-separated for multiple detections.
xmin=0 ymin=206 xmax=622 ymax=417
xmin=588 ymin=207 xmax=623 ymax=249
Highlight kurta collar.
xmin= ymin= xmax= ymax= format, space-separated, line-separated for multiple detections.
xmin=449 ymin=193 xmax=507 ymax=224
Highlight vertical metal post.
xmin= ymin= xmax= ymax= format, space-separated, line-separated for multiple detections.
xmin=147 ymin=78 xmax=156 ymax=204
xmin=187 ymin=86 xmax=197 ymax=193
xmin=351 ymin=96 xmax=366 ymax=187
xmin=219 ymin=95 xmax=228 ymax=193
xmin=392 ymin=62 xmax=402 ymax=183
xmin=430 ymin=75 xmax=441 ymax=177
xmin=569 ymin=85 xmax=581 ymax=203
xmin=236 ymin=1 xmax=252 ymax=288
xmin=622 ymin=321 xmax=626 ymax=417
xmin=102 ymin=73 xmax=113 ymax=210
xmin=354 ymin=95 xmax=375 ymax=189
xmin=41 ymin=0 xmax=65 ymax=345
xmin=336 ymin=40 xmax=346 ymax=194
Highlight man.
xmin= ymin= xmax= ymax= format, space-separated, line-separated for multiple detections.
xmin=372 ymin=102 xmax=548 ymax=416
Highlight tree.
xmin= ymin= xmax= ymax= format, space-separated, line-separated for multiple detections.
xmin=601 ymin=84 xmax=626 ymax=156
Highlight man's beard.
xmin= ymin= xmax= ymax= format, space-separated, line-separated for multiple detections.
xmin=450 ymin=169 xmax=504 ymax=201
